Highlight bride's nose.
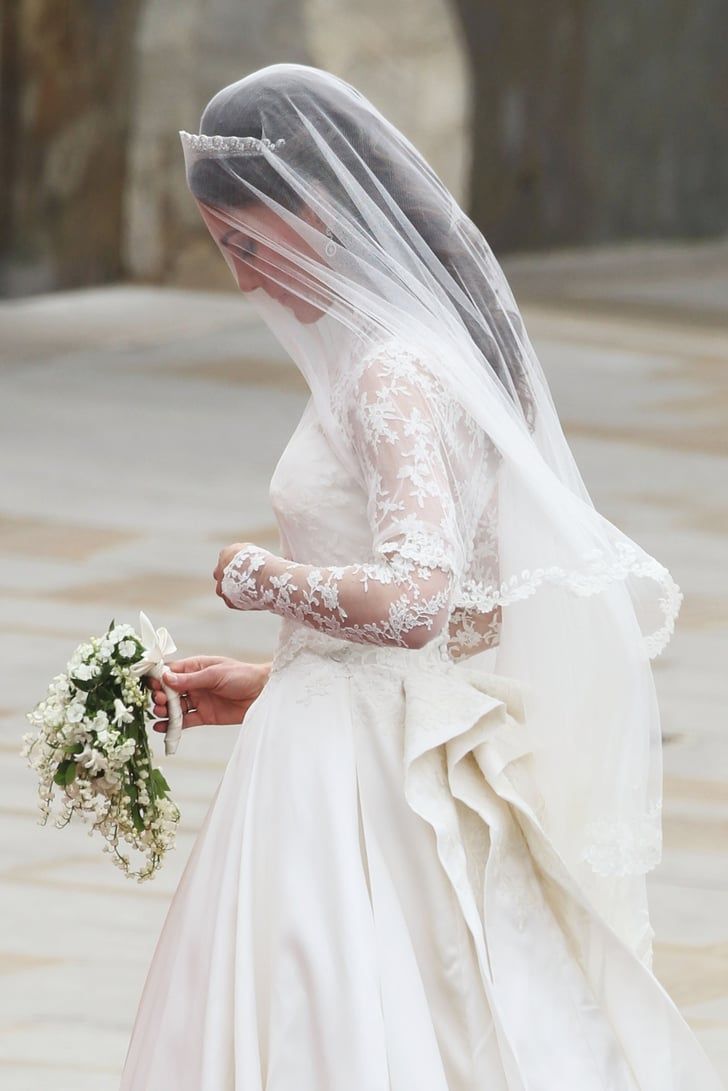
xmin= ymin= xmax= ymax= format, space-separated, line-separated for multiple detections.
xmin=233 ymin=260 xmax=263 ymax=294
xmin=232 ymin=261 xmax=289 ymax=303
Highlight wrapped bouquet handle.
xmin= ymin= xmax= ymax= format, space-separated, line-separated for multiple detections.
xmin=130 ymin=610 xmax=183 ymax=755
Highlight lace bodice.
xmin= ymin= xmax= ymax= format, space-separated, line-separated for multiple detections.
xmin=220 ymin=340 xmax=502 ymax=661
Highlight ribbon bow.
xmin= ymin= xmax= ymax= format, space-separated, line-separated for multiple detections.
xmin=130 ymin=611 xmax=183 ymax=756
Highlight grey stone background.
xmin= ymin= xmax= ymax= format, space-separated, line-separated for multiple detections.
xmin=0 ymin=0 xmax=470 ymax=296
xmin=1 ymin=0 xmax=726 ymax=295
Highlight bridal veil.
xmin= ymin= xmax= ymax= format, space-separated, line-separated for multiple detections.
xmin=178 ymin=63 xmax=682 ymax=969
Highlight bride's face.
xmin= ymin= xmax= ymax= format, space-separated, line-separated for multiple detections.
xmin=196 ymin=199 xmax=331 ymax=324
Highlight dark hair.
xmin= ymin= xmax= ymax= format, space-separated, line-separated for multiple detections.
xmin=188 ymin=155 xmax=299 ymax=212
xmin=187 ymin=72 xmax=362 ymax=217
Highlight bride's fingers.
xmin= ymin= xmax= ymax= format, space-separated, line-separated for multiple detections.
xmin=165 ymin=655 xmax=225 ymax=673
xmin=163 ymin=665 xmax=220 ymax=691
xmin=145 ymin=666 xmax=190 ymax=695
xmin=152 ymin=711 xmax=201 ymax=731
xmin=146 ymin=658 xmax=224 ymax=691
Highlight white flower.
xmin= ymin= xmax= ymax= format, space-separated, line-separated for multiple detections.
xmin=108 ymin=624 xmax=135 ymax=646
xmin=114 ymin=738 xmax=137 ymax=763
xmin=65 ymin=700 xmax=87 ymax=724
xmin=41 ymin=701 xmax=64 ymax=730
xmin=111 ymin=698 xmax=135 ymax=728
xmin=88 ymin=771 xmax=119 ymax=795
xmin=74 ymin=743 xmax=107 ymax=775
xmin=118 ymin=639 xmax=137 ymax=659
xmin=72 ymin=661 xmax=99 ymax=681
xmin=50 ymin=674 xmax=72 ymax=699
xmin=98 ymin=639 xmax=114 ymax=660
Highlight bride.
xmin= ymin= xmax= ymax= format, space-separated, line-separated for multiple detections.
xmin=120 ymin=64 xmax=725 ymax=1089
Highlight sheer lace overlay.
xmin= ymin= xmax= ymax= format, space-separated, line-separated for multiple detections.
xmin=221 ymin=341 xmax=499 ymax=653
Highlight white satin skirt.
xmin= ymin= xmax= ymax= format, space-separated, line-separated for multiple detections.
xmin=120 ymin=629 xmax=725 ymax=1090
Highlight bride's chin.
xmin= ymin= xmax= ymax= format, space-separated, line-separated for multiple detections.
xmin=286 ymin=298 xmax=326 ymax=324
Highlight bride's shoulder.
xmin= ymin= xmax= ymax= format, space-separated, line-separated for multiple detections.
xmin=356 ymin=333 xmax=425 ymax=369
xmin=351 ymin=334 xmax=445 ymax=399
xmin=352 ymin=333 xmax=492 ymax=457
xmin=335 ymin=329 xmax=472 ymax=434
xmin=333 ymin=333 xmax=421 ymax=409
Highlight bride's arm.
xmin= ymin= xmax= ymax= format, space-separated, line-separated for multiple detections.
xmin=217 ymin=545 xmax=455 ymax=649
xmin=216 ymin=350 xmax=467 ymax=650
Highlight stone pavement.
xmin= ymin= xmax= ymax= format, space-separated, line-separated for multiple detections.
xmin=1 ymin=240 xmax=726 ymax=1088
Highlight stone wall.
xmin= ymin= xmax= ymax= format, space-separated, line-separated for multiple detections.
xmin=123 ymin=0 xmax=314 ymax=289
xmin=2 ymin=0 xmax=726 ymax=295
xmin=0 ymin=0 xmax=143 ymax=295
xmin=455 ymin=0 xmax=728 ymax=252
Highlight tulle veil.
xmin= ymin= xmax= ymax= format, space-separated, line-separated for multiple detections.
xmin=178 ymin=63 xmax=683 ymax=968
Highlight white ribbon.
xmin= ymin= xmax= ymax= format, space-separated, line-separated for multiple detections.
xmin=129 ymin=610 xmax=183 ymax=756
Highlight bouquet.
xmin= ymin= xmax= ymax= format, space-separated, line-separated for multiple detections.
xmin=20 ymin=611 xmax=185 ymax=882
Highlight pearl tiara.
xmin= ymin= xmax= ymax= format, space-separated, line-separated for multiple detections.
xmin=179 ymin=130 xmax=286 ymax=156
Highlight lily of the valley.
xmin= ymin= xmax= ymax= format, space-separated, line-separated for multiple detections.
xmin=74 ymin=743 xmax=107 ymax=775
xmin=112 ymin=698 xmax=135 ymax=728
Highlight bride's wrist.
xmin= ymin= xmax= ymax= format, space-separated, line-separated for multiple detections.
xmin=221 ymin=544 xmax=274 ymax=610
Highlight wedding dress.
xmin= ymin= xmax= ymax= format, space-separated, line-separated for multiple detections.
xmin=119 ymin=334 xmax=725 ymax=1091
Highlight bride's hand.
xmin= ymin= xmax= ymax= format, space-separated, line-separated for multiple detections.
xmin=214 ymin=542 xmax=256 ymax=607
xmin=146 ymin=655 xmax=271 ymax=731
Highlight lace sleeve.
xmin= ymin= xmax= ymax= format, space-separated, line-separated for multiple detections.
xmin=219 ymin=347 xmax=466 ymax=649
xmin=448 ymin=480 xmax=503 ymax=660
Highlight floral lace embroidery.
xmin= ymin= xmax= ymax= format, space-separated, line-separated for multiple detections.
xmin=448 ymin=604 xmax=502 ymax=661
xmin=269 ymin=621 xmax=453 ymax=675
xmin=221 ymin=345 xmax=483 ymax=651
xmin=221 ymin=545 xmax=455 ymax=649
xmin=580 ymin=801 xmax=663 ymax=876
xmin=295 ymin=667 xmax=336 ymax=707
xmin=457 ymin=539 xmax=682 ymax=661
xmin=224 ymin=337 xmax=680 ymax=664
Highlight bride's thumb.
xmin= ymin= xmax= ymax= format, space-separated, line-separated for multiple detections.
xmin=162 ymin=669 xmax=185 ymax=687
xmin=163 ymin=666 xmax=216 ymax=690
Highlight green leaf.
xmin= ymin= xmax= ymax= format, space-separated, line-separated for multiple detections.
xmin=131 ymin=804 xmax=144 ymax=832
xmin=53 ymin=760 xmax=72 ymax=786
xmin=153 ymin=768 xmax=171 ymax=794
xmin=64 ymin=763 xmax=77 ymax=786
xmin=72 ymin=677 xmax=96 ymax=692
